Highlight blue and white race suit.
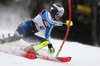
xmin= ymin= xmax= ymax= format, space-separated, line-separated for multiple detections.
xmin=14 ymin=10 xmax=62 ymax=43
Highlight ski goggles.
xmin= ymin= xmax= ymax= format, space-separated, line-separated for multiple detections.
xmin=57 ymin=11 xmax=64 ymax=17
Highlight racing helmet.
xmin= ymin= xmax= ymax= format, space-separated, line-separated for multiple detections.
xmin=50 ymin=3 xmax=64 ymax=18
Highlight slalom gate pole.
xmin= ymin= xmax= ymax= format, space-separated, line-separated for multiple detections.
xmin=56 ymin=0 xmax=71 ymax=57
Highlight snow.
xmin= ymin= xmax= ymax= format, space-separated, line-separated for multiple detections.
xmin=0 ymin=29 xmax=100 ymax=66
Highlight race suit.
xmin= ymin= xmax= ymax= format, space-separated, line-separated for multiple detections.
xmin=3 ymin=10 xmax=63 ymax=44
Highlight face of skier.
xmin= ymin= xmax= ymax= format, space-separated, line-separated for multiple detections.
xmin=54 ymin=14 xmax=60 ymax=20
xmin=54 ymin=11 xmax=64 ymax=20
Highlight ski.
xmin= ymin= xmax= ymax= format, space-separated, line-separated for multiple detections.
xmin=21 ymin=53 xmax=71 ymax=62
xmin=0 ymin=49 xmax=71 ymax=62
xmin=36 ymin=54 xmax=71 ymax=62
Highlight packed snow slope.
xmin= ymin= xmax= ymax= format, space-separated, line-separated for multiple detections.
xmin=0 ymin=29 xmax=100 ymax=66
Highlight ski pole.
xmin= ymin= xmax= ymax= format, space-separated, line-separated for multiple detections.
xmin=56 ymin=0 xmax=71 ymax=57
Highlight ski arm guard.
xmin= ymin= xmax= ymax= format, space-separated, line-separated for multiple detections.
xmin=65 ymin=20 xmax=73 ymax=26
xmin=62 ymin=20 xmax=73 ymax=27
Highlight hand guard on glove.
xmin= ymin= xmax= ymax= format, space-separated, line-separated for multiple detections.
xmin=63 ymin=20 xmax=73 ymax=26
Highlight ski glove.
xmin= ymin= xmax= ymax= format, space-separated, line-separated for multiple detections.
xmin=66 ymin=20 xmax=73 ymax=26
xmin=63 ymin=20 xmax=73 ymax=26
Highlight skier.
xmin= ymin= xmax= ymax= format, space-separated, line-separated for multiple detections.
xmin=0 ymin=3 xmax=73 ymax=54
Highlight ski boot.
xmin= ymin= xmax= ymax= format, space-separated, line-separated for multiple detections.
xmin=23 ymin=41 xmax=49 ymax=55
xmin=23 ymin=45 xmax=38 ymax=55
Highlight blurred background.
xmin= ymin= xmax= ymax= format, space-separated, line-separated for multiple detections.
xmin=0 ymin=0 xmax=100 ymax=47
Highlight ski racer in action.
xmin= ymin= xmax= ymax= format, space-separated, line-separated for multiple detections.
xmin=0 ymin=3 xmax=73 ymax=54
